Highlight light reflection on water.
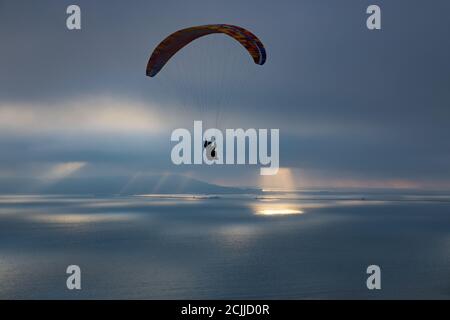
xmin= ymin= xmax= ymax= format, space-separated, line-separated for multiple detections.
xmin=256 ymin=208 xmax=303 ymax=216
xmin=28 ymin=213 xmax=138 ymax=224
xmin=252 ymin=200 xmax=304 ymax=216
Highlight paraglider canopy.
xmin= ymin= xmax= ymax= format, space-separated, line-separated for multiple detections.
xmin=146 ymin=24 xmax=266 ymax=77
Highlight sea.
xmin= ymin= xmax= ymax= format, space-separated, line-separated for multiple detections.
xmin=1 ymin=191 xmax=450 ymax=299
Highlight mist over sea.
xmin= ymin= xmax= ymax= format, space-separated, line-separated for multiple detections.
xmin=1 ymin=192 xmax=450 ymax=299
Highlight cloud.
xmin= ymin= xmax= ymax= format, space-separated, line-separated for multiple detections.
xmin=0 ymin=96 xmax=164 ymax=135
xmin=42 ymin=162 xmax=87 ymax=180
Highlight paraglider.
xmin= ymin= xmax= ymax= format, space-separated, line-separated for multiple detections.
xmin=146 ymin=24 xmax=266 ymax=157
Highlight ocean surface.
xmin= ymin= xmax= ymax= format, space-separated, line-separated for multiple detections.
xmin=1 ymin=192 xmax=450 ymax=299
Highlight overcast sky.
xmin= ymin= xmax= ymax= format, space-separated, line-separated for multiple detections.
xmin=0 ymin=0 xmax=449 ymax=190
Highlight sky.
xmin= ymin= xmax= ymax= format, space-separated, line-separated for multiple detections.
xmin=0 ymin=0 xmax=450 ymax=191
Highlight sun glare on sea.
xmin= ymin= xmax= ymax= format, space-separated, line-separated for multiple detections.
xmin=255 ymin=208 xmax=303 ymax=216
xmin=253 ymin=201 xmax=304 ymax=216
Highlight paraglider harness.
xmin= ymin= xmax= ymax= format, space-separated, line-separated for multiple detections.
xmin=204 ymin=138 xmax=217 ymax=160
